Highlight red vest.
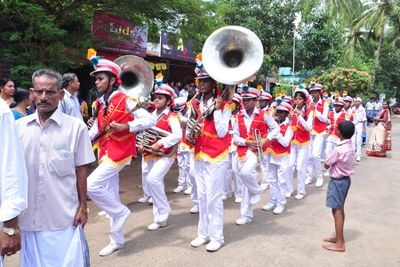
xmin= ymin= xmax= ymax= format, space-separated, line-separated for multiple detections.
xmin=267 ymin=121 xmax=291 ymax=157
xmin=328 ymin=111 xmax=346 ymax=137
xmin=96 ymin=92 xmax=136 ymax=165
xmin=312 ymin=99 xmax=328 ymax=134
xmin=143 ymin=110 xmax=176 ymax=159
xmin=194 ymin=101 xmax=231 ymax=162
xmin=236 ymin=110 xmax=269 ymax=159
xmin=291 ymin=109 xmax=311 ymax=146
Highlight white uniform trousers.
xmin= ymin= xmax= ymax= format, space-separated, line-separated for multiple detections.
xmin=187 ymin=152 xmax=198 ymax=205
xmin=140 ymin=156 xmax=151 ymax=199
xmin=142 ymin=157 xmax=175 ymax=223
xmin=306 ymin=134 xmax=326 ymax=182
xmin=177 ymin=151 xmax=190 ymax=187
xmin=352 ymin=123 xmax=363 ymax=159
xmin=223 ymin=151 xmax=237 ymax=197
xmin=260 ymin=153 xmax=270 ymax=187
xmin=87 ymin=161 xmax=126 ymax=245
xmin=238 ymin=151 xmax=264 ymax=218
xmin=267 ymin=161 xmax=288 ymax=207
xmin=288 ymin=143 xmax=309 ymax=195
xmin=230 ymin=151 xmax=242 ymax=199
xmin=195 ymin=157 xmax=229 ymax=244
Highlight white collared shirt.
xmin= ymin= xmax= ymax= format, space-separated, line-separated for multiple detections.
xmin=59 ymin=89 xmax=83 ymax=120
xmin=0 ymin=99 xmax=28 ymax=223
xmin=352 ymin=105 xmax=367 ymax=124
xmin=16 ymin=108 xmax=96 ymax=231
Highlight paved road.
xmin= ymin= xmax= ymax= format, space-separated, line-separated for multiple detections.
xmin=6 ymin=116 xmax=400 ymax=266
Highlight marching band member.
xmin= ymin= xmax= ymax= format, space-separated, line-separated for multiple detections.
xmin=138 ymin=74 xmax=182 ymax=230
xmin=86 ymin=56 xmax=155 ymax=256
xmin=305 ymin=83 xmax=329 ymax=188
xmin=343 ymin=96 xmax=354 ymax=121
xmin=262 ymin=102 xmax=294 ymax=214
xmin=233 ymin=87 xmax=279 ymax=225
xmin=174 ymin=98 xmax=191 ymax=194
xmin=287 ymin=88 xmax=313 ymax=200
xmin=189 ymin=55 xmax=233 ymax=252
xmin=352 ymin=97 xmax=367 ymax=162
xmin=229 ymin=93 xmax=244 ymax=203
xmin=325 ymin=98 xmax=347 ymax=158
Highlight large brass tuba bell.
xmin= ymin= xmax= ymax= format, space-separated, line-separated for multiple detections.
xmin=114 ymin=55 xmax=154 ymax=99
xmin=202 ymin=26 xmax=264 ymax=85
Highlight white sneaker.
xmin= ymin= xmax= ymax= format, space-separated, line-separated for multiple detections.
xmin=110 ymin=207 xmax=131 ymax=234
xmin=315 ymin=179 xmax=324 ymax=188
xmin=206 ymin=241 xmax=223 ymax=252
xmin=305 ymin=179 xmax=312 ymax=185
xmin=234 ymin=197 xmax=243 ymax=203
xmin=294 ymin=193 xmax=305 ymax=200
xmin=190 ymin=205 xmax=199 ymax=214
xmin=191 ymin=237 xmax=209 ymax=247
xmin=138 ymin=196 xmax=150 ymax=203
xmin=285 ymin=192 xmax=292 ymax=198
xmin=99 ymin=243 xmax=124 ymax=256
xmin=273 ymin=205 xmax=285 ymax=215
xmin=262 ymin=202 xmax=276 ymax=211
xmin=235 ymin=216 xmax=253 ymax=225
xmin=260 ymin=183 xmax=269 ymax=190
xmin=173 ymin=185 xmax=186 ymax=193
xmin=148 ymin=197 xmax=153 ymax=204
xmin=356 ymin=157 xmax=361 ymax=162
xmin=250 ymin=193 xmax=262 ymax=205
xmin=184 ymin=186 xmax=192 ymax=195
xmin=147 ymin=221 xmax=167 ymax=231
xmin=323 ymin=171 xmax=330 ymax=177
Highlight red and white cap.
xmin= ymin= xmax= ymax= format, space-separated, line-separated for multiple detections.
xmin=232 ymin=93 xmax=243 ymax=104
xmin=343 ymin=96 xmax=353 ymax=103
xmin=154 ymin=84 xmax=176 ymax=98
xmin=194 ymin=54 xmax=210 ymax=79
xmin=276 ymin=101 xmax=293 ymax=112
xmin=309 ymin=83 xmax=324 ymax=91
xmin=293 ymin=88 xmax=309 ymax=97
xmin=334 ymin=98 xmax=345 ymax=106
xmin=241 ymin=87 xmax=260 ymax=98
xmin=90 ymin=59 xmax=121 ymax=78
xmin=283 ymin=95 xmax=292 ymax=103
xmin=259 ymin=91 xmax=273 ymax=101
xmin=354 ymin=96 xmax=362 ymax=103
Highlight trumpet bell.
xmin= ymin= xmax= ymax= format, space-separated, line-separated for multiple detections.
xmin=114 ymin=55 xmax=154 ymax=98
xmin=202 ymin=26 xmax=264 ymax=85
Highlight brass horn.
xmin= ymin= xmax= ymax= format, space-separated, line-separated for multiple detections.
xmin=114 ymin=55 xmax=154 ymax=98
xmin=202 ymin=26 xmax=264 ymax=85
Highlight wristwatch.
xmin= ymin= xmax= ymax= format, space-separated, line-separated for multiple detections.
xmin=2 ymin=227 xmax=19 ymax=236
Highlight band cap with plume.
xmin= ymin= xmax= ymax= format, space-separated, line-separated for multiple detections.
xmin=87 ymin=48 xmax=121 ymax=84
xmin=194 ymin=53 xmax=210 ymax=79
xmin=154 ymin=72 xmax=176 ymax=99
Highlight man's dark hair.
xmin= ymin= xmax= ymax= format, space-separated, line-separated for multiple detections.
xmin=338 ymin=120 xmax=355 ymax=139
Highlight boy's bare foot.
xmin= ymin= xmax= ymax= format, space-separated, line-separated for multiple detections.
xmin=322 ymin=244 xmax=345 ymax=252
xmin=323 ymin=237 xmax=336 ymax=243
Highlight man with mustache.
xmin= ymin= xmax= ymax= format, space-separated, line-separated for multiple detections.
xmin=16 ymin=68 xmax=96 ymax=266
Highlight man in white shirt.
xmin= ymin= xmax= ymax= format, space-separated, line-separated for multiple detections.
xmin=352 ymin=97 xmax=367 ymax=162
xmin=16 ymin=68 xmax=96 ymax=266
xmin=59 ymin=73 xmax=83 ymax=119
xmin=0 ymin=98 xmax=28 ymax=264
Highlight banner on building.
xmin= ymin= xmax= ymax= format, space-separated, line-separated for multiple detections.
xmin=160 ymin=32 xmax=196 ymax=62
xmin=92 ymin=12 xmax=148 ymax=57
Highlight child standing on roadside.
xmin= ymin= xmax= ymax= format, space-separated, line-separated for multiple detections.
xmin=322 ymin=120 xmax=355 ymax=252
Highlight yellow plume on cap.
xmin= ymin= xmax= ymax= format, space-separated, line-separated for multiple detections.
xmin=257 ymin=85 xmax=263 ymax=91
xmin=87 ymin=48 xmax=97 ymax=60
xmin=155 ymin=72 xmax=164 ymax=80
xmin=196 ymin=53 xmax=202 ymax=61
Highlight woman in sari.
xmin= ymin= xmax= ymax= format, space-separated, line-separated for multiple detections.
xmin=366 ymin=101 xmax=391 ymax=157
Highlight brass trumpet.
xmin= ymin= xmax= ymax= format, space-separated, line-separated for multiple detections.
xmin=252 ymin=128 xmax=265 ymax=176
xmin=136 ymin=126 xmax=178 ymax=157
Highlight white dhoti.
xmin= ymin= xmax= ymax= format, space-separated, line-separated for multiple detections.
xmin=288 ymin=143 xmax=309 ymax=195
xmin=143 ymin=157 xmax=175 ymax=223
xmin=195 ymin=157 xmax=229 ymax=244
xmin=21 ymin=225 xmax=89 ymax=267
